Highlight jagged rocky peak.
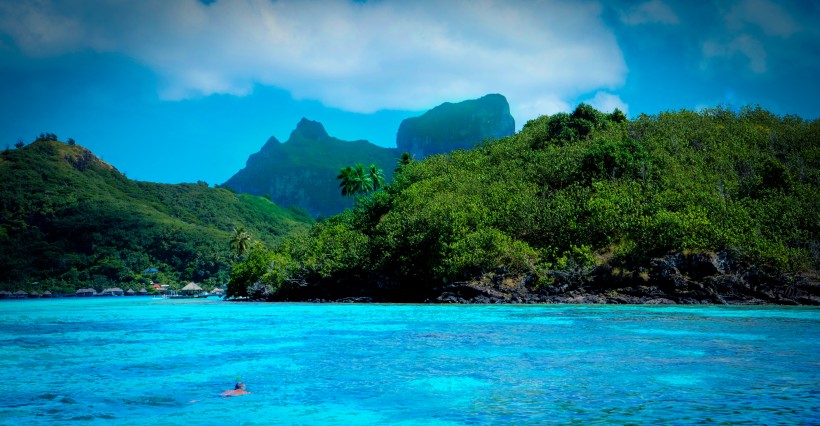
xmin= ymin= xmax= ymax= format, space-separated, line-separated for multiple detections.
xmin=396 ymin=94 xmax=515 ymax=158
xmin=223 ymin=117 xmax=399 ymax=218
xmin=292 ymin=118 xmax=329 ymax=140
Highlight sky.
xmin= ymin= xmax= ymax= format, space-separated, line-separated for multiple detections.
xmin=0 ymin=0 xmax=817 ymax=184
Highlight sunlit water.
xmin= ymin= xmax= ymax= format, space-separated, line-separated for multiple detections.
xmin=0 ymin=298 xmax=817 ymax=425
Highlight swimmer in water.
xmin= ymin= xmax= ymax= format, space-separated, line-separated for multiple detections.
xmin=220 ymin=382 xmax=251 ymax=397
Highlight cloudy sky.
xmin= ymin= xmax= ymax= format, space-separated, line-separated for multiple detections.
xmin=1 ymin=0 xmax=817 ymax=184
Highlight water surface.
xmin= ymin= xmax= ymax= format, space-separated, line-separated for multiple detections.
xmin=1 ymin=298 xmax=818 ymax=424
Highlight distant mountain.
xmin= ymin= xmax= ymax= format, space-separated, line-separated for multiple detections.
xmin=396 ymin=94 xmax=515 ymax=158
xmin=224 ymin=118 xmax=400 ymax=217
xmin=0 ymin=139 xmax=314 ymax=292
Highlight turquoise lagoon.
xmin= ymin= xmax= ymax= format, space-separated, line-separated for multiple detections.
xmin=1 ymin=298 xmax=818 ymax=425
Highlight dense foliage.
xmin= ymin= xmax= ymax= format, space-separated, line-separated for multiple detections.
xmin=0 ymin=140 xmax=314 ymax=293
xmin=337 ymin=163 xmax=386 ymax=197
xmin=228 ymin=105 xmax=818 ymax=300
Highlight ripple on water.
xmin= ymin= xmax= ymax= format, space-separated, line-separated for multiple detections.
xmin=0 ymin=300 xmax=817 ymax=425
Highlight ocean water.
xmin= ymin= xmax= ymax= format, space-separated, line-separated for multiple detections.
xmin=0 ymin=298 xmax=817 ymax=425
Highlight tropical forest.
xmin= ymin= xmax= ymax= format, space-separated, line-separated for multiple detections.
xmin=225 ymin=105 xmax=818 ymax=304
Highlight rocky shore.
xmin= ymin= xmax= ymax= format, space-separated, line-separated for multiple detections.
xmin=435 ymin=251 xmax=819 ymax=305
xmin=269 ymin=251 xmax=819 ymax=305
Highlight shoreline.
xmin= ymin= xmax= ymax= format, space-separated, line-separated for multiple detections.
xmin=264 ymin=252 xmax=820 ymax=306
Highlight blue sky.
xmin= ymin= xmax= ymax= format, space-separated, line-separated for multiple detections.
xmin=1 ymin=0 xmax=817 ymax=184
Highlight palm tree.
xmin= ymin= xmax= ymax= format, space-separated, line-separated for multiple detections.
xmin=337 ymin=163 xmax=377 ymax=197
xmin=395 ymin=152 xmax=414 ymax=172
xmin=368 ymin=164 xmax=385 ymax=191
xmin=230 ymin=227 xmax=252 ymax=256
xmin=337 ymin=166 xmax=357 ymax=197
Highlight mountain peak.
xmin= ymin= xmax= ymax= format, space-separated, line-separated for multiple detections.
xmin=396 ymin=94 xmax=515 ymax=158
xmin=294 ymin=118 xmax=329 ymax=140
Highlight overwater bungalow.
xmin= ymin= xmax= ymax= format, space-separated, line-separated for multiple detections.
xmin=126 ymin=289 xmax=136 ymax=296
xmin=29 ymin=291 xmax=40 ymax=298
xmin=42 ymin=290 xmax=53 ymax=298
xmin=180 ymin=282 xmax=204 ymax=297
xmin=100 ymin=288 xmax=124 ymax=296
xmin=0 ymin=290 xmax=10 ymax=299
xmin=12 ymin=290 xmax=28 ymax=299
xmin=76 ymin=288 xmax=97 ymax=297
xmin=138 ymin=288 xmax=148 ymax=296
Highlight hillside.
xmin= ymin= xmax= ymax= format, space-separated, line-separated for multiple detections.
xmin=0 ymin=139 xmax=314 ymax=293
xmin=227 ymin=105 xmax=819 ymax=304
xmin=224 ymin=118 xmax=400 ymax=217
xmin=397 ymin=94 xmax=515 ymax=158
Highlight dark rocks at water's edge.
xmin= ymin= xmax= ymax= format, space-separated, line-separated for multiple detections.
xmin=256 ymin=251 xmax=819 ymax=305
xmin=433 ymin=251 xmax=819 ymax=305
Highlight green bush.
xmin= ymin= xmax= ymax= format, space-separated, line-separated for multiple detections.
xmin=229 ymin=105 xmax=818 ymax=299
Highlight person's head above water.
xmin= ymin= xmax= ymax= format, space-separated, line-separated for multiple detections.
xmin=221 ymin=381 xmax=250 ymax=397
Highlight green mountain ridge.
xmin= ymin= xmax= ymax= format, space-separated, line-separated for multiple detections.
xmin=0 ymin=140 xmax=314 ymax=293
xmin=224 ymin=118 xmax=400 ymax=217
xmin=225 ymin=95 xmax=516 ymax=218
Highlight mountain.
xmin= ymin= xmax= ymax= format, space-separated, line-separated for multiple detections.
xmin=224 ymin=118 xmax=400 ymax=217
xmin=396 ymin=93 xmax=515 ymax=158
xmin=0 ymin=139 xmax=314 ymax=293
xmin=227 ymin=105 xmax=819 ymax=304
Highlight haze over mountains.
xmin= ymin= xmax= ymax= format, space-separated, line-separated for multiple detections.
xmin=224 ymin=94 xmax=515 ymax=217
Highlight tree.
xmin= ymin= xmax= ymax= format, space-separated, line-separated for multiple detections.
xmin=230 ymin=227 xmax=253 ymax=256
xmin=395 ymin=152 xmax=414 ymax=173
xmin=610 ymin=108 xmax=627 ymax=123
xmin=368 ymin=164 xmax=385 ymax=191
xmin=14 ymin=140 xmax=24 ymax=149
xmin=68 ymin=138 xmax=76 ymax=145
xmin=337 ymin=163 xmax=386 ymax=197
xmin=337 ymin=163 xmax=373 ymax=197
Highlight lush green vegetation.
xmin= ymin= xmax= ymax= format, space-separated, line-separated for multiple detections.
xmin=337 ymin=163 xmax=386 ymax=197
xmin=228 ymin=105 xmax=818 ymax=300
xmin=0 ymin=140 xmax=314 ymax=293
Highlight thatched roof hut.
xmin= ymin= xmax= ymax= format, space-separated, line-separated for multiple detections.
xmin=42 ymin=290 xmax=53 ymax=298
xmin=29 ymin=291 xmax=40 ymax=298
xmin=0 ymin=290 xmax=10 ymax=299
xmin=180 ymin=282 xmax=203 ymax=295
xmin=13 ymin=290 xmax=28 ymax=299
xmin=76 ymin=288 xmax=97 ymax=297
xmin=126 ymin=289 xmax=135 ymax=296
xmin=138 ymin=288 xmax=148 ymax=295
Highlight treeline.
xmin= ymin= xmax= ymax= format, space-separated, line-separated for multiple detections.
xmin=227 ymin=105 xmax=819 ymax=300
xmin=0 ymin=140 xmax=313 ymax=293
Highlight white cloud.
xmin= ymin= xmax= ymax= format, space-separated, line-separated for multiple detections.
xmin=703 ymin=35 xmax=767 ymax=73
xmin=0 ymin=0 xmax=626 ymax=125
xmin=585 ymin=91 xmax=629 ymax=116
xmin=700 ymin=0 xmax=799 ymax=75
xmin=513 ymin=95 xmax=572 ymax=127
xmin=726 ymin=0 xmax=797 ymax=38
xmin=620 ymin=0 xmax=678 ymax=25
